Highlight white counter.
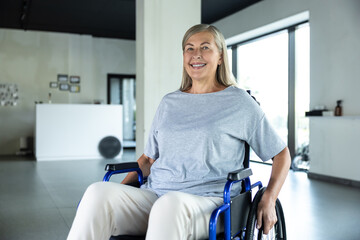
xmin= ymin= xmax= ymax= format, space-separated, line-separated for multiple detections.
xmin=309 ymin=116 xmax=360 ymax=182
xmin=35 ymin=104 xmax=123 ymax=161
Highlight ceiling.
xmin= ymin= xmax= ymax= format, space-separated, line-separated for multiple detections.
xmin=0 ymin=0 xmax=262 ymax=40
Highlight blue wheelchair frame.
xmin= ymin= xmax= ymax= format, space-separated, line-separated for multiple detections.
xmin=209 ymin=167 xmax=262 ymax=239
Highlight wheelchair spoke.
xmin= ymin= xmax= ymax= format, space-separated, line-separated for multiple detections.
xmin=251 ymin=223 xmax=276 ymax=240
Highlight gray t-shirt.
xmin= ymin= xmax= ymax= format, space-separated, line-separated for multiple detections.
xmin=142 ymin=86 xmax=286 ymax=197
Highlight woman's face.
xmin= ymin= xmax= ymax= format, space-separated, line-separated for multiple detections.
xmin=183 ymin=31 xmax=222 ymax=83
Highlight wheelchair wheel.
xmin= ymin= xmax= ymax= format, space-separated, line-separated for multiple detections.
xmin=245 ymin=187 xmax=286 ymax=240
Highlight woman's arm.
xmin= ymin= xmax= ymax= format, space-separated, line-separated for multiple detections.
xmin=121 ymin=154 xmax=155 ymax=184
xmin=256 ymin=147 xmax=291 ymax=234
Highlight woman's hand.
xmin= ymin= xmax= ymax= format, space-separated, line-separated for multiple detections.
xmin=121 ymin=154 xmax=155 ymax=184
xmin=256 ymin=190 xmax=277 ymax=234
xmin=257 ymin=147 xmax=291 ymax=234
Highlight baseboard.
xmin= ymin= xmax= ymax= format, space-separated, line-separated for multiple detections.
xmin=0 ymin=155 xmax=35 ymax=161
xmin=308 ymin=172 xmax=360 ymax=188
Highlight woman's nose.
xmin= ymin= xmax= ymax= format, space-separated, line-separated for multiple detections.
xmin=192 ymin=49 xmax=202 ymax=59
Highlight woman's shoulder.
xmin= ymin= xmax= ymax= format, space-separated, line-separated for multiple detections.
xmin=226 ymin=86 xmax=263 ymax=114
xmin=226 ymin=85 xmax=246 ymax=94
xmin=156 ymin=90 xmax=184 ymax=109
xmin=225 ymin=86 xmax=254 ymax=100
xmin=165 ymin=89 xmax=182 ymax=97
xmin=160 ymin=89 xmax=182 ymax=102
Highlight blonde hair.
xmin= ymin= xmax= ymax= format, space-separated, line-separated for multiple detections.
xmin=180 ymin=24 xmax=236 ymax=91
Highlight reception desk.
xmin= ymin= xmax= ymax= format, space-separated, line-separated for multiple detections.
xmin=35 ymin=104 xmax=123 ymax=161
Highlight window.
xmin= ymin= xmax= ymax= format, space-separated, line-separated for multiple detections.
xmin=237 ymin=30 xmax=289 ymax=146
xmin=295 ymin=23 xmax=310 ymax=152
xmin=229 ymin=22 xmax=310 ymax=164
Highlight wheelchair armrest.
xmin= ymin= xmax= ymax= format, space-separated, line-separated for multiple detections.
xmin=227 ymin=168 xmax=252 ymax=181
xmin=103 ymin=162 xmax=143 ymax=183
xmin=105 ymin=162 xmax=139 ymax=171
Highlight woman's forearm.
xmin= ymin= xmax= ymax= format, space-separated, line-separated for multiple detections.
xmin=256 ymin=147 xmax=291 ymax=234
xmin=121 ymin=154 xmax=154 ymax=184
xmin=265 ymin=147 xmax=291 ymax=201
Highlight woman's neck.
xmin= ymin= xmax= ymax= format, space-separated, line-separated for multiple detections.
xmin=186 ymin=80 xmax=226 ymax=94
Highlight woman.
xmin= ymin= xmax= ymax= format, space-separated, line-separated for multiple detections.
xmin=67 ymin=24 xmax=291 ymax=240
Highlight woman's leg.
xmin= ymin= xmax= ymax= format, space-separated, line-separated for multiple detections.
xmin=145 ymin=191 xmax=223 ymax=240
xmin=67 ymin=182 xmax=158 ymax=240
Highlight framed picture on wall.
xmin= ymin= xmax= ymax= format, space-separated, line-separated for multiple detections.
xmin=70 ymin=76 xmax=80 ymax=84
xmin=49 ymin=82 xmax=58 ymax=88
xmin=70 ymin=85 xmax=80 ymax=93
xmin=59 ymin=83 xmax=69 ymax=91
xmin=57 ymin=74 xmax=68 ymax=82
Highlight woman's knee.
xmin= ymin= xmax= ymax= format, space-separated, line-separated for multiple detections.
xmin=84 ymin=182 xmax=109 ymax=199
xmin=155 ymin=191 xmax=186 ymax=206
xmin=150 ymin=192 xmax=191 ymax=218
xmin=80 ymin=181 xmax=121 ymax=208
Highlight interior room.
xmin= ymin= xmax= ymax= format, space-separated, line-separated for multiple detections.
xmin=1 ymin=0 xmax=359 ymax=239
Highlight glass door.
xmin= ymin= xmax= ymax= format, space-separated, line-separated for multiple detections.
xmin=108 ymin=74 xmax=136 ymax=148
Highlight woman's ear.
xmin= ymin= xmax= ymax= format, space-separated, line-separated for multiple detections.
xmin=218 ymin=53 xmax=223 ymax=65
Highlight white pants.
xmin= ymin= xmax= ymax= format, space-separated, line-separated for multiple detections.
xmin=67 ymin=182 xmax=224 ymax=240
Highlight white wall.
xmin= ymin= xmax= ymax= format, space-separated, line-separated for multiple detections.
xmin=214 ymin=0 xmax=360 ymax=181
xmin=0 ymin=29 xmax=135 ymax=155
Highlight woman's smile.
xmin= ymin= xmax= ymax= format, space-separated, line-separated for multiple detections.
xmin=190 ymin=63 xmax=207 ymax=69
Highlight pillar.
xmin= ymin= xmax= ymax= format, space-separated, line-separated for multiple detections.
xmin=136 ymin=0 xmax=201 ymax=158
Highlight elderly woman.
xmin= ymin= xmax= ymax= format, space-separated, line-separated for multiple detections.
xmin=67 ymin=24 xmax=291 ymax=240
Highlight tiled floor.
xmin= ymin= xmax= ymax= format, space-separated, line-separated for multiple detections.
xmin=0 ymin=150 xmax=360 ymax=240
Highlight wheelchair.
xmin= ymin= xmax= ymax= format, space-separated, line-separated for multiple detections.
xmin=102 ymin=142 xmax=287 ymax=240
